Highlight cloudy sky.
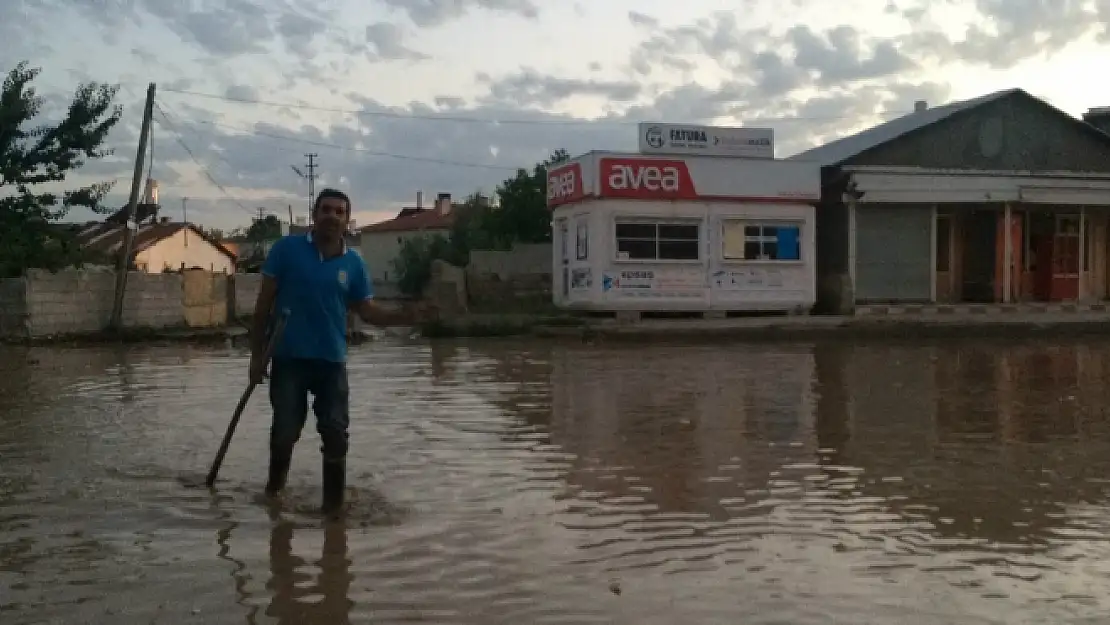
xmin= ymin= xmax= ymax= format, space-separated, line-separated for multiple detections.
xmin=5 ymin=0 xmax=1110 ymax=231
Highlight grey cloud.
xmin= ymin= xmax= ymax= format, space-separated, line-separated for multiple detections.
xmin=629 ymin=3 xmax=1109 ymax=98
xmin=18 ymin=0 xmax=378 ymax=65
xmin=364 ymin=22 xmax=428 ymax=61
xmin=381 ymin=0 xmax=539 ymax=28
xmin=895 ymin=0 xmax=1109 ymax=68
xmin=787 ymin=25 xmax=917 ymax=84
xmin=478 ymin=68 xmax=641 ymax=108
xmin=85 ymin=70 xmax=952 ymax=230
xmin=628 ymin=11 xmax=658 ymax=28
xmin=224 ymin=84 xmax=260 ymax=101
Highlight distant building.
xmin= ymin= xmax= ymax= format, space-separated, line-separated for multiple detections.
xmin=74 ymin=180 xmax=238 ymax=273
xmin=359 ymin=192 xmax=470 ymax=285
xmin=76 ymin=217 xmax=238 ymax=274
xmin=789 ymin=88 xmax=1110 ymax=311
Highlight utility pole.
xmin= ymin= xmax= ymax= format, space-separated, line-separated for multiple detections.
xmin=305 ymin=153 xmax=318 ymax=223
xmin=109 ymin=82 xmax=156 ymax=331
xmin=257 ymin=207 xmax=265 ymax=223
xmin=182 ymin=197 xmax=188 ymax=247
xmin=287 ymin=204 xmax=293 ymax=225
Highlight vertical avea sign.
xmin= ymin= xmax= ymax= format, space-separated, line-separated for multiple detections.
xmin=546 ymin=162 xmax=584 ymax=208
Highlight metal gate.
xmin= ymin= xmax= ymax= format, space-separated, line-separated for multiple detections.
xmin=855 ymin=206 xmax=932 ymax=302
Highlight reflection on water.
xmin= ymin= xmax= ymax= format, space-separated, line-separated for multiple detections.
xmin=5 ymin=338 xmax=1110 ymax=623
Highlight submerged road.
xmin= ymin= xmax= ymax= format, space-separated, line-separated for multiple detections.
xmin=3 ymin=337 xmax=1110 ymax=624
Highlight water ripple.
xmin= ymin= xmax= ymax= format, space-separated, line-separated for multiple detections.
xmin=6 ymin=339 xmax=1110 ymax=623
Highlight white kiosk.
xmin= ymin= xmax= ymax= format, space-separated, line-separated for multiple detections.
xmin=548 ymin=124 xmax=821 ymax=314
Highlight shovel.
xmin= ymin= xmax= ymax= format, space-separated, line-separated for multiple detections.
xmin=205 ymin=309 xmax=289 ymax=487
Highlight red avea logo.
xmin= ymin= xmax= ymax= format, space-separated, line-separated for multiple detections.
xmin=548 ymin=170 xmax=576 ymax=200
xmin=546 ymin=163 xmax=582 ymax=207
xmin=607 ymin=164 xmax=680 ymax=191
xmin=600 ymin=158 xmax=695 ymax=198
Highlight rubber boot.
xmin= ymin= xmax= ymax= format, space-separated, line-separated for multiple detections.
xmin=321 ymin=457 xmax=346 ymax=517
xmin=264 ymin=450 xmax=293 ymax=497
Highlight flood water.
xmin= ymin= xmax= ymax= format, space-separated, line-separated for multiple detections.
xmin=4 ymin=336 xmax=1110 ymax=624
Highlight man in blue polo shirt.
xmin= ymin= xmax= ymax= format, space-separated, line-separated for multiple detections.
xmin=249 ymin=188 xmax=426 ymax=516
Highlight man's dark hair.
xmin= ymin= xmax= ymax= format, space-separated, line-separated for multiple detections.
xmin=314 ymin=188 xmax=351 ymax=215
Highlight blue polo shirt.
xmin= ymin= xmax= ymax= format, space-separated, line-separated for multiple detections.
xmin=261 ymin=233 xmax=373 ymax=363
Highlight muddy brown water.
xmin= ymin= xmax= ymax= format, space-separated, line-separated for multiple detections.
xmin=4 ymin=337 xmax=1110 ymax=624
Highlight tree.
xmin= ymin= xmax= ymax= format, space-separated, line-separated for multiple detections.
xmin=0 ymin=61 xmax=123 ymax=278
xmin=246 ymin=214 xmax=282 ymax=242
xmin=482 ymin=149 xmax=568 ymax=248
xmin=391 ymin=233 xmax=454 ymax=297
xmin=199 ymin=226 xmax=225 ymax=241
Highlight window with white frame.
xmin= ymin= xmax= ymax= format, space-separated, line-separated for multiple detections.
xmin=722 ymin=220 xmax=802 ymax=261
xmin=615 ymin=220 xmax=700 ymax=260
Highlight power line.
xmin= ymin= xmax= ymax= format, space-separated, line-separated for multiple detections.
xmin=159 ymin=86 xmax=907 ymax=125
xmin=167 ymin=114 xmax=521 ymax=171
xmin=153 ymin=101 xmax=255 ymax=217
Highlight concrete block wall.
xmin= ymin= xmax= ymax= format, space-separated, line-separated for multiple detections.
xmin=233 ymin=272 xmax=262 ymax=317
xmin=24 ymin=268 xmax=117 ymax=336
xmin=0 ymin=277 xmax=28 ymax=337
xmin=469 ymin=243 xmax=552 ymax=279
xmin=8 ymin=268 xmax=231 ymax=338
xmin=183 ymin=270 xmax=228 ymax=327
xmin=119 ymin=272 xmax=186 ymax=328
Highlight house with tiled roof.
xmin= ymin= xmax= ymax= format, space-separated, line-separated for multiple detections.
xmin=76 ymin=217 xmax=238 ymax=274
xmin=359 ymin=192 xmax=468 ymax=285
xmin=75 ymin=187 xmax=238 ymax=273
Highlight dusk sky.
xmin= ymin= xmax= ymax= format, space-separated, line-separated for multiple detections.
xmin=5 ymin=0 xmax=1110 ymax=231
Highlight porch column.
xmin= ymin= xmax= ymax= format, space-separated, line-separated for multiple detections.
xmin=1003 ymin=202 xmax=1013 ymax=304
xmin=1079 ymin=207 xmax=1087 ymax=301
xmin=930 ymin=204 xmax=938 ymax=303
xmin=848 ymin=198 xmax=857 ymax=304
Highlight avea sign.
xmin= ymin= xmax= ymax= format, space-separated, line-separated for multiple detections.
xmin=607 ymin=163 xmax=681 ymax=192
xmin=546 ymin=163 xmax=582 ymax=207
xmin=600 ymin=158 xmax=694 ymax=198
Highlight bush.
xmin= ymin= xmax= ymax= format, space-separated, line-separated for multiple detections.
xmin=391 ymin=234 xmax=455 ymax=297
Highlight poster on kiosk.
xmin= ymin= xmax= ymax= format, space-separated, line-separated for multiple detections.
xmin=547 ymin=125 xmax=820 ymax=314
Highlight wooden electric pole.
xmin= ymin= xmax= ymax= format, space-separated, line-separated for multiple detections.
xmin=109 ymin=82 xmax=156 ymax=331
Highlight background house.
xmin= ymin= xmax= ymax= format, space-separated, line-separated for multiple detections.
xmin=77 ymin=217 xmax=238 ymax=273
xmin=789 ymin=89 xmax=1110 ymax=312
xmin=75 ymin=181 xmax=237 ymax=273
xmin=359 ymin=192 xmax=458 ymax=289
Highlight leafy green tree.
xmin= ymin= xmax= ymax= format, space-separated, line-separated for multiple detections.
xmin=0 ymin=61 xmax=122 ymax=278
xmin=246 ymin=214 xmax=282 ymax=241
xmin=482 ymin=149 xmax=568 ymax=248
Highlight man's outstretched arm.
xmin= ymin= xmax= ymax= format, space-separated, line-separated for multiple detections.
xmin=347 ymin=258 xmax=433 ymax=327
xmin=352 ymin=298 xmax=417 ymax=327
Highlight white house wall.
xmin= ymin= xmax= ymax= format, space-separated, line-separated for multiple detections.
xmin=360 ymin=229 xmax=450 ymax=284
xmin=136 ymin=229 xmax=235 ymax=274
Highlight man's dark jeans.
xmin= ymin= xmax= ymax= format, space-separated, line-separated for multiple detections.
xmin=268 ymin=357 xmax=350 ymax=462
